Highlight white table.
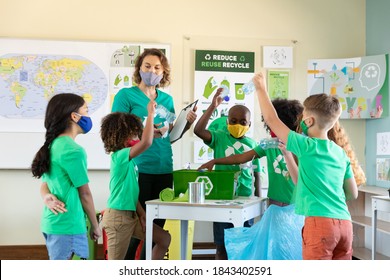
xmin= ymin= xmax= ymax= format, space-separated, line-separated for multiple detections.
xmin=371 ymin=195 xmax=390 ymax=260
xmin=145 ymin=196 xmax=267 ymax=260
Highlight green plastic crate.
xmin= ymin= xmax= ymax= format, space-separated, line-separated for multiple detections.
xmin=72 ymin=212 xmax=101 ymax=260
xmin=173 ymin=169 xmax=239 ymax=200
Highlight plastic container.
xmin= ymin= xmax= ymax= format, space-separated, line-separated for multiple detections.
xmin=188 ymin=182 xmax=205 ymax=203
xmin=173 ymin=169 xmax=238 ymax=200
xmin=242 ymin=80 xmax=255 ymax=95
xmin=155 ymin=104 xmax=176 ymax=123
xmin=259 ymin=138 xmax=279 ymax=150
xmin=220 ymin=84 xmax=230 ymax=101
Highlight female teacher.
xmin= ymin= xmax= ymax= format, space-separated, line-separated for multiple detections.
xmin=112 ymin=48 xmax=197 ymax=258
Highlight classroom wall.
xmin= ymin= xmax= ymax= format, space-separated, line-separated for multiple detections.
xmin=364 ymin=0 xmax=390 ymax=256
xmin=366 ymin=0 xmax=390 ymax=186
xmin=0 ymin=0 xmax=366 ymax=245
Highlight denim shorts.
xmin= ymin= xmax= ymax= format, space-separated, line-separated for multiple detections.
xmin=43 ymin=233 xmax=89 ymax=260
xmin=213 ymin=219 xmax=254 ymax=245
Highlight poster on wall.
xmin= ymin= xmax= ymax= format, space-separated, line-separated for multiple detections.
xmin=376 ymin=158 xmax=390 ymax=181
xmin=193 ymin=50 xmax=255 ymax=163
xmin=377 ymin=132 xmax=390 ymax=156
xmin=263 ymin=46 xmax=293 ymax=69
xmin=0 ymin=38 xmax=170 ymax=132
xmin=307 ymin=54 xmax=388 ymax=119
xmin=267 ymin=70 xmax=290 ymax=99
xmin=0 ymin=38 xmax=170 ymax=169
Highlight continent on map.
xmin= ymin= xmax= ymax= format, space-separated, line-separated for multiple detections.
xmin=0 ymin=54 xmax=108 ymax=118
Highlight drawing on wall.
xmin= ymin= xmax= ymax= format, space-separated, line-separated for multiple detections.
xmin=376 ymin=158 xmax=390 ymax=181
xmin=267 ymin=70 xmax=290 ymax=99
xmin=263 ymin=46 xmax=293 ymax=69
xmin=377 ymin=132 xmax=390 ymax=156
xmin=110 ymin=45 xmax=140 ymax=67
xmin=308 ymin=54 xmax=388 ymax=119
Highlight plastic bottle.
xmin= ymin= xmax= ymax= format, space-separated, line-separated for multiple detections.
xmin=220 ymin=84 xmax=230 ymax=101
xmin=155 ymin=104 xmax=176 ymax=123
xmin=259 ymin=138 xmax=279 ymax=149
xmin=242 ymin=80 xmax=255 ymax=95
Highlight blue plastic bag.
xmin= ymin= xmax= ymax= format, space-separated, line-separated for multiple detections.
xmin=225 ymin=204 xmax=304 ymax=260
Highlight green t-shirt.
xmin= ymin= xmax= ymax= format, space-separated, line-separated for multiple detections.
xmin=107 ymin=148 xmax=139 ymax=211
xmin=112 ymin=86 xmax=175 ymax=174
xmin=207 ymin=130 xmax=261 ymax=196
xmin=286 ymin=131 xmax=354 ymax=220
xmin=41 ymin=136 xmax=89 ymax=235
xmin=253 ymin=146 xmax=295 ymax=204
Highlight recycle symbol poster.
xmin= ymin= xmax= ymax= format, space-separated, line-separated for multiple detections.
xmin=307 ymin=54 xmax=388 ymax=119
xmin=193 ymin=50 xmax=255 ymax=163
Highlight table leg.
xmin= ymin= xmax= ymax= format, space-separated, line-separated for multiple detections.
xmin=371 ymin=205 xmax=377 ymax=260
xmin=145 ymin=205 xmax=155 ymax=260
xmin=180 ymin=220 xmax=188 ymax=260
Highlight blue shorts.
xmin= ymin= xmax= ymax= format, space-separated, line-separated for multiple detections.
xmin=213 ymin=219 xmax=254 ymax=245
xmin=43 ymin=233 xmax=89 ymax=260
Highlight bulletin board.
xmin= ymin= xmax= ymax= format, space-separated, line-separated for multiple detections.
xmin=0 ymin=38 xmax=170 ymax=169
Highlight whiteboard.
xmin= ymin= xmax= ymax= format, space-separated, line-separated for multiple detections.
xmin=0 ymin=38 xmax=170 ymax=169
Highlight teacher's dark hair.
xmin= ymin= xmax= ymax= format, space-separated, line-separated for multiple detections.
xmin=31 ymin=93 xmax=85 ymax=178
xmin=133 ymin=48 xmax=171 ymax=88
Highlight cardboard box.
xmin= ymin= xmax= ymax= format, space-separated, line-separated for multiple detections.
xmin=173 ymin=169 xmax=238 ymax=200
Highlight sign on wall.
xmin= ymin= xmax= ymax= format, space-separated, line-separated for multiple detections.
xmin=193 ymin=49 xmax=255 ymax=163
xmin=307 ymin=54 xmax=388 ymax=119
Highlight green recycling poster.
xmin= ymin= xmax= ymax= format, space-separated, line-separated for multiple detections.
xmin=267 ymin=70 xmax=290 ymax=99
xmin=194 ymin=50 xmax=255 ymax=163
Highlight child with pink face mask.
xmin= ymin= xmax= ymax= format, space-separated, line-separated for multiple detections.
xmin=100 ymin=100 xmax=171 ymax=260
xmin=194 ymin=88 xmax=261 ymax=260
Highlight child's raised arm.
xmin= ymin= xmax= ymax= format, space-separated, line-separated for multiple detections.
xmin=278 ymin=142 xmax=298 ymax=185
xmin=130 ymin=100 xmax=156 ymax=159
xmin=254 ymin=73 xmax=290 ymax=144
xmin=194 ymin=88 xmax=224 ymax=143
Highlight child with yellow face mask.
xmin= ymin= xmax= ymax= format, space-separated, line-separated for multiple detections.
xmin=194 ymin=87 xmax=261 ymax=260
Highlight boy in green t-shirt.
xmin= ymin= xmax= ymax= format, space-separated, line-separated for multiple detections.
xmin=254 ymin=72 xmax=358 ymax=260
xmin=194 ymin=88 xmax=261 ymax=260
xmin=198 ymin=98 xmax=303 ymax=206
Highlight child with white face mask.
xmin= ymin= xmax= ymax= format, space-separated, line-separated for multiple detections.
xmin=194 ymin=88 xmax=261 ymax=260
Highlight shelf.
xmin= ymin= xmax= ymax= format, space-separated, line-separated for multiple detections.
xmin=353 ymin=247 xmax=390 ymax=260
xmin=350 ymin=186 xmax=390 ymax=260
xmin=352 ymin=215 xmax=390 ymax=233
xmin=359 ymin=185 xmax=389 ymax=195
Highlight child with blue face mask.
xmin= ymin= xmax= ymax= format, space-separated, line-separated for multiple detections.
xmin=31 ymin=93 xmax=101 ymax=260
xmin=73 ymin=112 xmax=93 ymax=133
xmin=194 ymin=88 xmax=261 ymax=260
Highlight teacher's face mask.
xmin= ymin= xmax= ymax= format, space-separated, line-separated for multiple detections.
xmin=140 ymin=70 xmax=163 ymax=87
